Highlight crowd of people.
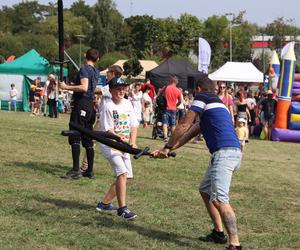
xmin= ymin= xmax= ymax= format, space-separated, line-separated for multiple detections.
xmin=215 ymin=83 xmax=277 ymax=147
xmin=27 ymin=74 xmax=71 ymax=117
xmin=5 ymin=47 xmax=280 ymax=250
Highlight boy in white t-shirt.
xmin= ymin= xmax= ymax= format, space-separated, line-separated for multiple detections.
xmin=8 ymin=83 xmax=18 ymax=112
xmin=97 ymin=76 xmax=139 ymax=220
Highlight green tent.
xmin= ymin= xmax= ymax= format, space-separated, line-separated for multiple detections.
xmin=0 ymin=49 xmax=68 ymax=111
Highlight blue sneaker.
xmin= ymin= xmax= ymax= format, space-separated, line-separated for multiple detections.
xmin=96 ymin=202 xmax=117 ymax=212
xmin=117 ymin=207 xmax=137 ymax=220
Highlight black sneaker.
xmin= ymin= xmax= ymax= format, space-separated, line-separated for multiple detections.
xmin=225 ymin=245 xmax=242 ymax=250
xmin=82 ymin=171 xmax=95 ymax=179
xmin=61 ymin=169 xmax=82 ymax=180
xmin=199 ymin=229 xmax=227 ymax=244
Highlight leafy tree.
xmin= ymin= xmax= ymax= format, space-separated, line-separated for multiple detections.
xmin=202 ymin=15 xmax=228 ymax=70
xmin=265 ymin=17 xmax=289 ymax=50
xmin=123 ymin=15 xmax=161 ymax=58
xmin=70 ymin=0 xmax=92 ymax=21
xmin=173 ymin=14 xmax=204 ymax=56
xmin=227 ymin=11 xmax=255 ymax=62
xmin=89 ymin=0 xmax=123 ymax=54
xmin=97 ymin=51 xmax=127 ymax=70
xmin=36 ymin=11 xmax=91 ymax=47
xmin=10 ymin=1 xmax=47 ymax=34
xmin=0 ymin=32 xmax=56 ymax=60
xmin=157 ymin=17 xmax=178 ymax=58
xmin=123 ymin=58 xmax=143 ymax=78
xmin=0 ymin=33 xmax=25 ymax=58
xmin=0 ymin=6 xmax=14 ymax=33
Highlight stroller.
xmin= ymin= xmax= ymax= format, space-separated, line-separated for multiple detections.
xmin=152 ymin=107 xmax=164 ymax=139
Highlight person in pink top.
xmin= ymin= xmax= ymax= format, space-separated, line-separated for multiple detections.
xmin=141 ymin=78 xmax=156 ymax=101
xmin=162 ymin=76 xmax=181 ymax=141
xmin=218 ymin=82 xmax=234 ymax=124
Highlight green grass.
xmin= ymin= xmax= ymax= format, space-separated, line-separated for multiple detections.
xmin=0 ymin=111 xmax=299 ymax=250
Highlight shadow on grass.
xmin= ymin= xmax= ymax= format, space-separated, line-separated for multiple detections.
xmin=94 ymin=216 xmax=194 ymax=247
xmin=34 ymin=196 xmax=95 ymax=210
xmin=12 ymin=161 xmax=69 ymax=176
xmin=32 ymin=196 xmax=194 ymax=247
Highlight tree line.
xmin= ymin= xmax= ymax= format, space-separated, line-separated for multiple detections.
xmin=0 ymin=0 xmax=299 ymax=77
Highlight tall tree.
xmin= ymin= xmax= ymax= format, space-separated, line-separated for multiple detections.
xmin=0 ymin=6 xmax=14 ymax=33
xmin=202 ymin=15 xmax=228 ymax=69
xmin=228 ymin=11 xmax=255 ymax=62
xmin=70 ymin=0 xmax=92 ymax=21
xmin=36 ymin=11 xmax=91 ymax=47
xmin=123 ymin=15 xmax=161 ymax=58
xmin=89 ymin=0 xmax=123 ymax=54
xmin=265 ymin=17 xmax=291 ymax=50
xmin=10 ymin=1 xmax=46 ymax=34
xmin=173 ymin=14 xmax=203 ymax=56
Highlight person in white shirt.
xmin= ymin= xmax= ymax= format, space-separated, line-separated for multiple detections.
xmin=129 ymin=82 xmax=143 ymax=123
xmin=43 ymin=74 xmax=56 ymax=116
xmin=142 ymin=86 xmax=153 ymax=128
xmin=246 ymin=91 xmax=257 ymax=136
xmin=96 ymin=76 xmax=139 ymax=220
xmin=8 ymin=83 xmax=18 ymax=112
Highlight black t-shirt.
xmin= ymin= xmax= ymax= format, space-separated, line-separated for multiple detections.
xmin=237 ymin=103 xmax=247 ymax=112
xmin=261 ymin=98 xmax=277 ymax=118
xmin=73 ymin=65 xmax=99 ymax=100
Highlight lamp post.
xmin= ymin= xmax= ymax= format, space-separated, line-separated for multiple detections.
xmin=225 ymin=13 xmax=234 ymax=62
xmin=75 ymin=34 xmax=86 ymax=67
xmin=262 ymin=33 xmax=265 ymax=76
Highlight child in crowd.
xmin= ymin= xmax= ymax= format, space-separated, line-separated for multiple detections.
xmin=97 ymin=76 xmax=139 ymax=220
xmin=236 ymin=118 xmax=247 ymax=152
xmin=142 ymin=86 xmax=153 ymax=128
xmin=8 ymin=83 xmax=18 ymax=112
xmin=57 ymin=95 xmax=64 ymax=113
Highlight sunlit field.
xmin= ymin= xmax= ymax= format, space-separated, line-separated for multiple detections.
xmin=0 ymin=111 xmax=299 ymax=250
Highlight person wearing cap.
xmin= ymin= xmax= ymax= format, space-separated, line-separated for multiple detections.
xmin=236 ymin=118 xmax=247 ymax=152
xmin=152 ymin=76 xmax=243 ymax=250
xmin=59 ymin=48 xmax=100 ymax=179
xmin=258 ymin=90 xmax=277 ymax=140
xmin=96 ymin=76 xmax=139 ymax=220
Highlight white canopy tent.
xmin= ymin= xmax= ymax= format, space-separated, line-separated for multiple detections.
xmin=208 ymin=62 xmax=264 ymax=83
xmin=100 ymin=60 xmax=158 ymax=79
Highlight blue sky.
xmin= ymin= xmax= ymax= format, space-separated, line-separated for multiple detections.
xmin=1 ymin=0 xmax=299 ymax=27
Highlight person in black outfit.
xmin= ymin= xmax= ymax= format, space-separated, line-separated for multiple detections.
xmin=59 ymin=48 xmax=100 ymax=179
xmin=258 ymin=90 xmax=277 ymax=140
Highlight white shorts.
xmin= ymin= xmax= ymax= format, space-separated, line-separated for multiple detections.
xmin=100 ymin=144 xmax=133 ymax=178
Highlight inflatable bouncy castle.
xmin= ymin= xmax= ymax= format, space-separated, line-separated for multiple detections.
xmin=272 ymin=46 xmax=300 ymax=142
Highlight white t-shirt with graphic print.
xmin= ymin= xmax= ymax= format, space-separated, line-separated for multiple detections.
xmin=99 ymin=98 xmax=139 ymax=156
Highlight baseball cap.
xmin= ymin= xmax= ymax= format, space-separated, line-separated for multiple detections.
xmin=108 ymin=77 xmax=129 ymax=88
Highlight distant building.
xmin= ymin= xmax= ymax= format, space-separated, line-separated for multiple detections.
xmin=251 ymin=35 xmax=300 ymax=59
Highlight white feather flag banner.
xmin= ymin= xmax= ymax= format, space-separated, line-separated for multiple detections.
xmin=198 ymin=37 xmax=211 ymax=73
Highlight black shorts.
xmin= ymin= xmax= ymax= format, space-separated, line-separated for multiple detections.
xmin=68 ymin=97 xmax=96 ymax=148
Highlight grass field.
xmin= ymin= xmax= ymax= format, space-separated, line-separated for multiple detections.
xmin=0 ymin=111 xmax=300 ymax=250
